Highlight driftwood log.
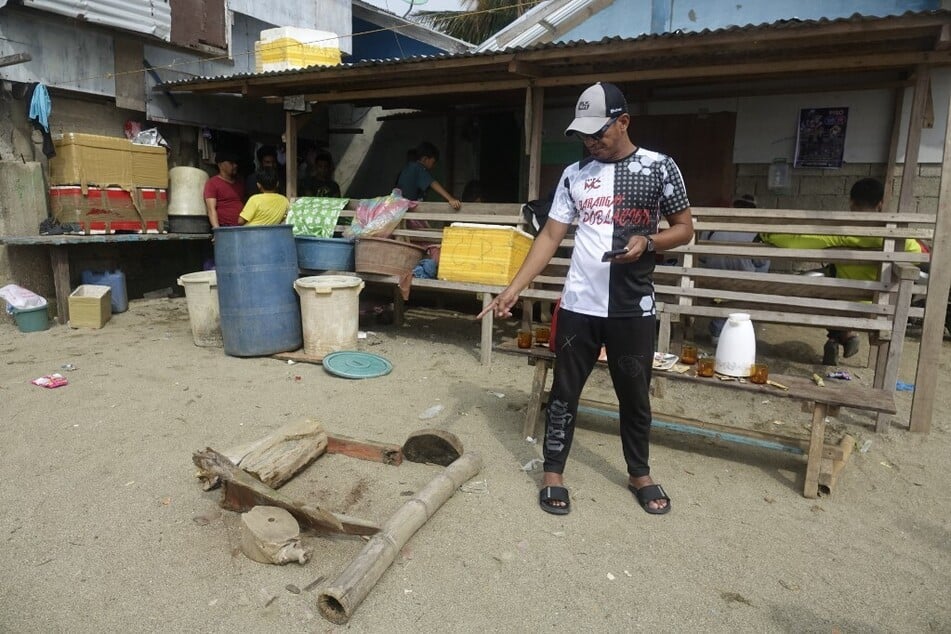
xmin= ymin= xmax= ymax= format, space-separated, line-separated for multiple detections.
xmin=401 ymin=429 xmax=463 ymax=466
xmin=193 ymin=448 xmax=379 ymax=536
xmin=327 ymin=434 xmax=403 ymax=465
xmin=196 ymin=419 xmax=328 ymax=490
xmin=239 ymin=506 xmax=309 ymax=565
xmin=317 ymin=452 xmax=483 ymax=624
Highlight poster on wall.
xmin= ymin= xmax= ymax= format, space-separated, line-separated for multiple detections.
xmin=794 ymin=107 xmax=849 ymax=168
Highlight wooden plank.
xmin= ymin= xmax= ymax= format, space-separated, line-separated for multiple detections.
xmin=272 ymin=349 xmax=325 ymax=365
xmin=572 ymin=400 xmax=845 ymax=461
xmin=690 ymin=208 xmax=936 ymax=223
xmin=326 ymin=434 xmax=403 ymax=466
xmin=480 ymin=292 xmax=493 ymax=366
xmin=692 ymin=221 xmax=932 ymax=238
xmin=910 ymin=93 xmax=951 ymax=433
xmin=804 ymin=403 xmax=828 ymax=498
xmin=669 ymin=244 xmax=930 ymax=263
xmin=192 ymin=448 xmax=375 ymax=535
xmin=50 ymin=246 xmax=70 ymax=325
xmin=523 ymin=357 xmax=549 ymax=439
xmin=660 ymin=304 xmax=888 ymax=332
xmin=0 ymin=52 xmax=30 ymax=68
xmin=652 ymin=284 xmax=894 ymax=316
xmin=0 ymin=234 xmax=210 ymax=246
xmin=496 ymin=340 xmax=896 ymax=414
xmin=819 ymin=434 xmax=856 ymax=493
xmin=527 ymin=85 xmax=544 ymax=200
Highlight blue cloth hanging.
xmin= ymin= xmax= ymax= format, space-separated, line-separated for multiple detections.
xmin=28 ymin=84 xmax=51 ymax=132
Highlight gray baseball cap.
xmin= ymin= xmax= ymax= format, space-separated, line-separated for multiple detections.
xmin=564 ymin=82 xmax=628 ymax=136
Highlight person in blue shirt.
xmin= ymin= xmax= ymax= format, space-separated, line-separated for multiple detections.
xmin=396 ymin=141 xmax=461 ymax=210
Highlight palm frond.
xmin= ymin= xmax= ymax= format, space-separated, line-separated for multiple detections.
xmin=414 ymin=0 xmax=542 ymax=44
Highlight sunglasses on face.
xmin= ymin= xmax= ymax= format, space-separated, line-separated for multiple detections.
xmin=576 ymin=117 xmax=618 ymax=142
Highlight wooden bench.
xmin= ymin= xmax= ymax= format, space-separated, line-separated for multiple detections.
xmin=497 ymin=340 xmax=896 ymax=499
xmin=0 ymin=232 xmax=212 ymax=324
xmin=655 ymin=206 xmax=929 ymax=431
xmin=335 ymin=201 xmax=529 ymax=365
xmin=331 ymin=202 xmax=928 ymax=417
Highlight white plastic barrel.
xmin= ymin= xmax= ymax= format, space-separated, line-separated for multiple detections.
xmin=294 ymin=275 xmax=364 ymax=358
xmin=168 ymin=167 xmax=209 ymax=216
xmin=177 ymin=270 xmax=222 ymax=347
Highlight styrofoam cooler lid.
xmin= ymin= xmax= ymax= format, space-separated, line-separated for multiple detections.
xmin=177 ymin=270 xmax=217 ymax=286
xmin=295 ymin=275 xmax=363 ymax=294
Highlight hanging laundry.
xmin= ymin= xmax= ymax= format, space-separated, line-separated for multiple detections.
xmin=25 ymin=83 xmax=55 ymax=158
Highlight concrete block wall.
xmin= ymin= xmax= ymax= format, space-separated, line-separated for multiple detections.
xmin=0 ymin=162 xmax=54 ymax=324
xmin=734 ymin=163 xmax=942 ymax=214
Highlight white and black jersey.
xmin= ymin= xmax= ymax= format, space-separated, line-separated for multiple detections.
xmin=549 ymin=147 xmax=690 ymax=318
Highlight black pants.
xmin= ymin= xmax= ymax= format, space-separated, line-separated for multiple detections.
xmin=544 ymin=308 xmax=655 ymax=478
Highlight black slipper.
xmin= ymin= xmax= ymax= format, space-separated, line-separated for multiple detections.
xmin=539 ymin=485 xmax=570 ymax=515
xmin=628 ymin=483 xmax=671 ymax=515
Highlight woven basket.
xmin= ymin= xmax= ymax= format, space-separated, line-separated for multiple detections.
xmin=354 ymin=237 xmax=426 ymax=276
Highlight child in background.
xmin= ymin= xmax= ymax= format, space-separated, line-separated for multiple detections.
xmin=239 ymin=168 xmax=289 ymax=226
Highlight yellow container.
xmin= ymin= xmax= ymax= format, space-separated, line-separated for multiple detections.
xmin=254 ymin=27 xmax=341 ymax=72
xmin=68 ymin=285 xmax=112 ymax=329
xmin=438 ymin=223 xmax=533 ymax=286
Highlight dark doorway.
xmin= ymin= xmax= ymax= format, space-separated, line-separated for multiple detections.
xmin=629 ymin=112 xmax=737 ymax=207
xmin=478 ymin=112 xmax=521 ymax=202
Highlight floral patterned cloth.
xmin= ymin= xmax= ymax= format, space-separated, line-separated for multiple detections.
xmin=286 ymin=197 xmax=349 ymax=237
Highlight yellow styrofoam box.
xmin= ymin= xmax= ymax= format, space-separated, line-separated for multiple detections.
xmin=68 ymin=285 xmax=111 ymax=329
xmin=254 ymin=27 xmax=341 ymax=72
xmin=438 ymin=223 xmax=534 ymax=286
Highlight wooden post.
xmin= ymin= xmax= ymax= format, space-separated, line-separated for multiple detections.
xmin=527 ymin=84 xmax=544 ymax=201
xmin=909 ymin=93 xmax=951 ymax=433
xmin=285 ymin=111 xmax=298 ymax=199
xmin=522 ymin=359 xmax=549 ymax=439
xmin=317 ymin=452 xmax=483 ymax=624
xmin=50 ymin=246 xmax=70 ymax=324
xmin=480 ymin=292 xmax=493 ymax=366
xmin=803 ymin=402 xmax=828 ymax=498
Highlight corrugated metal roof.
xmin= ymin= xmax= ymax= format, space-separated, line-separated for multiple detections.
xmin=23 ymin=0 xmax=171 ymax=41
xmin=163 ymin=9 xmax=950 ymax=88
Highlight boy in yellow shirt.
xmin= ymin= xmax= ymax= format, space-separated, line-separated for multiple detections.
xmin=239 ymin=168 xmax=289 ymax=226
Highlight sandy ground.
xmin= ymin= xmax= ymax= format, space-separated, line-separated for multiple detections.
xmin=1 ymin=296 xmax=949 ymax=633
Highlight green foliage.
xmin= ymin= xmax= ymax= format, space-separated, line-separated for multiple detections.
xmin=414 ymin=0 xmax=542 ymax=45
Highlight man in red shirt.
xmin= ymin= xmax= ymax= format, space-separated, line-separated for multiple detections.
xmin=203 ymin=152 xmax=245 ymax=229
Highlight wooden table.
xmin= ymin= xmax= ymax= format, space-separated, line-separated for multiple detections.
xmin=0 ymin=233 xmax=211 ymax=324
xmin=497 ymin=340 xmax=897 ymax=498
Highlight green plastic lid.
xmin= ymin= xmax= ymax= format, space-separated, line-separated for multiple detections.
xmin=322 ymin=351 xmax=393 ymax=379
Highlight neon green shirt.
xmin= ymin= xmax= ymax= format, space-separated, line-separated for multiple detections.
xmin=240 ymin=193 xmax=289 ymax=226
xmin=760 ymin=233 xmax=922 ymax=280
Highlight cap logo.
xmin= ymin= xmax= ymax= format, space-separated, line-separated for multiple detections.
xmin=578 ymin=101 xmax=590 ymax=111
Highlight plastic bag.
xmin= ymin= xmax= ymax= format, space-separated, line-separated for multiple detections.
xmin=344 ymin=190 xmax=414 ymax=239
xmin=131 ymin=128 xmax=169 ymax=149
xmin=0 ymin=284 xmax=48 ymax=312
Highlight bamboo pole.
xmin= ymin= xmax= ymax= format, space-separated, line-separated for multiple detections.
xmin=317 ymin=452 xmax=483 ymax=624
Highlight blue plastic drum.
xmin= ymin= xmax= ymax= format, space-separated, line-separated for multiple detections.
xmin=214 ymin=225 xmax=302 ymax=356
xmin=81 ymin=269 xmax=128 ymax=313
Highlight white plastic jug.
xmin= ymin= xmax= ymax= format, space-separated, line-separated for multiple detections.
xmin=714 ymin=312 xmax=756 ymax=377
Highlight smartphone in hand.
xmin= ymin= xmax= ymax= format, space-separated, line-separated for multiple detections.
xmin=601 ymin=248 xmax=628 ymax=262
